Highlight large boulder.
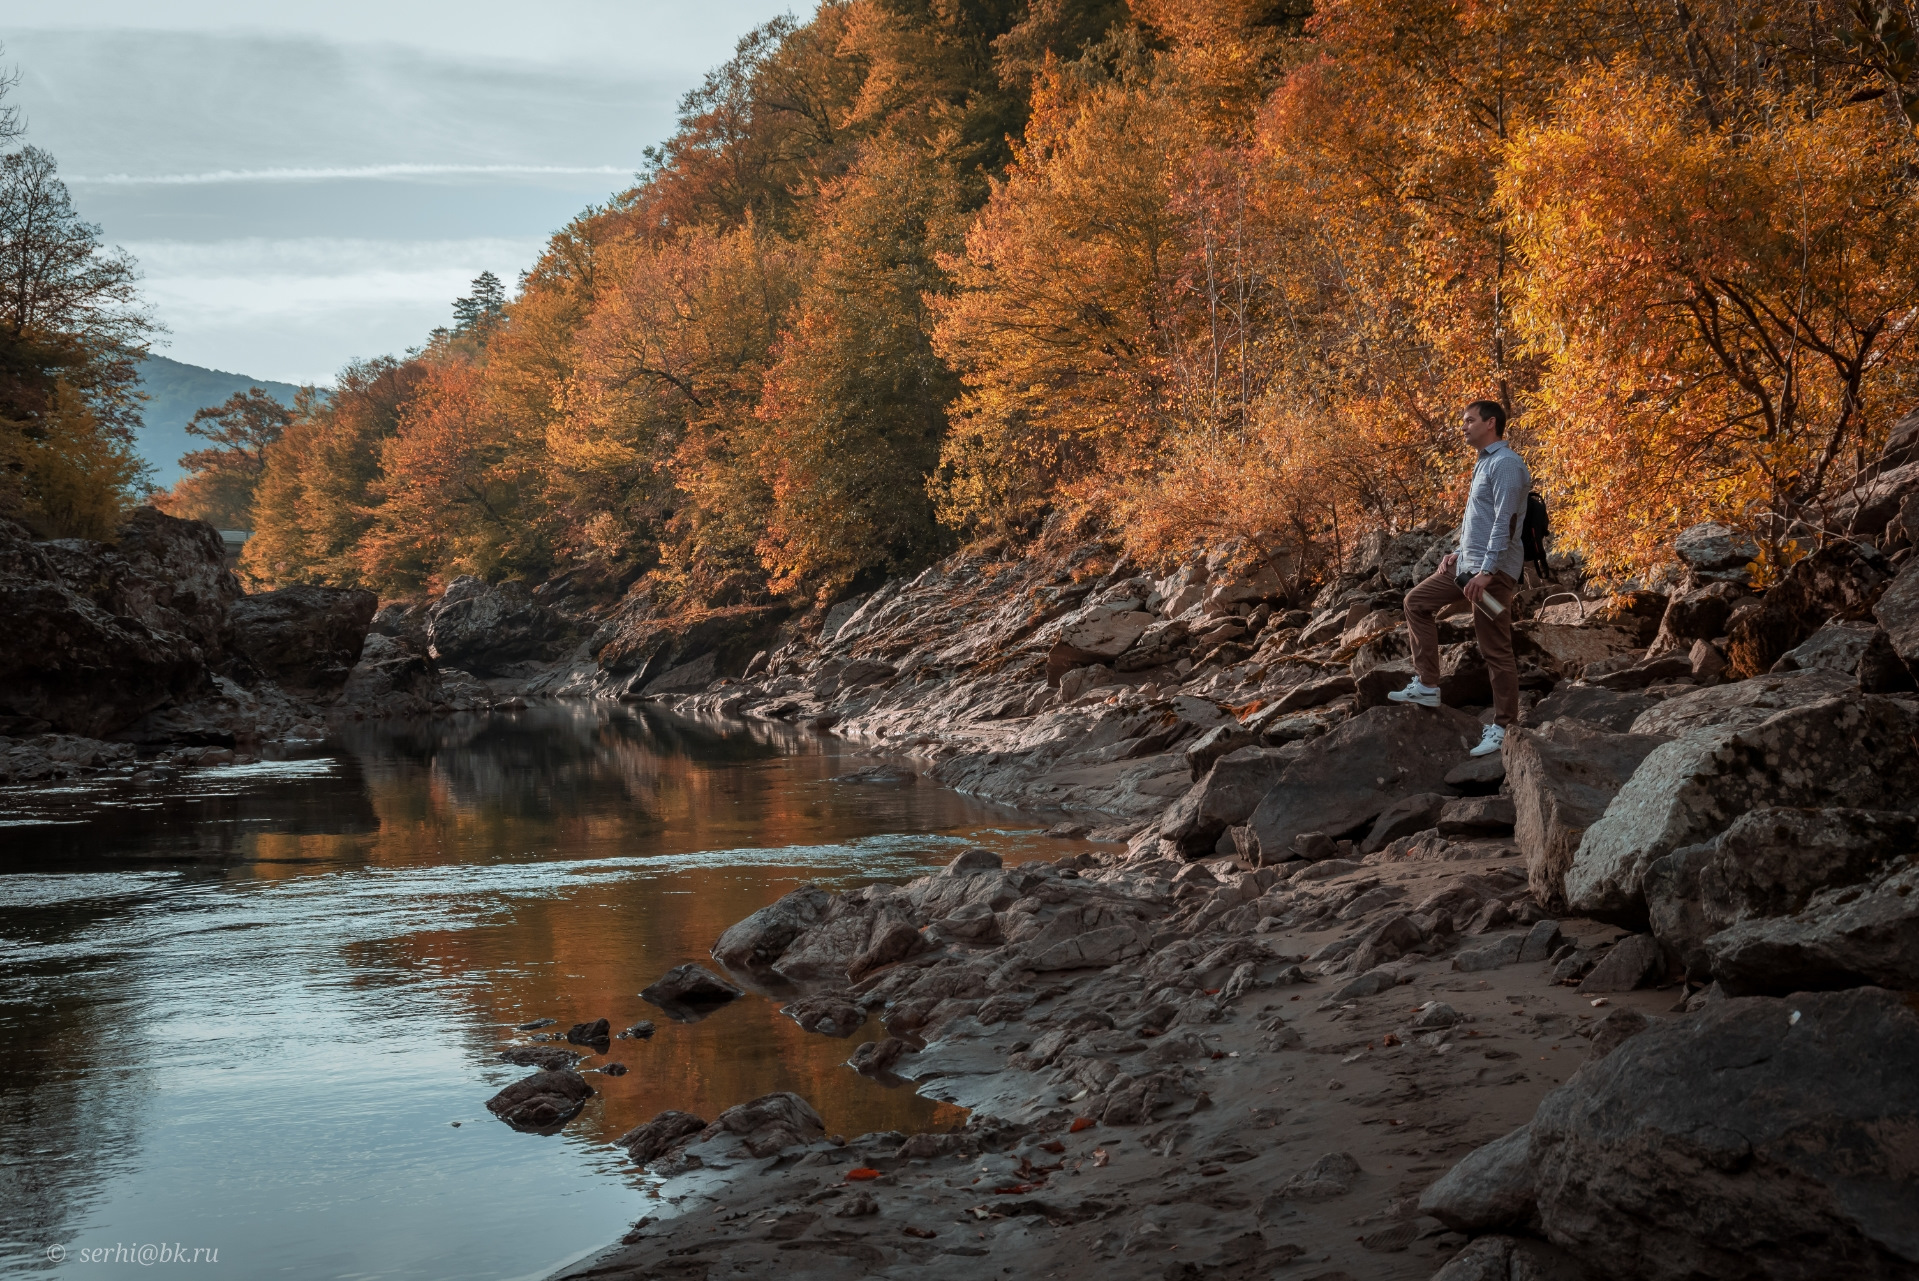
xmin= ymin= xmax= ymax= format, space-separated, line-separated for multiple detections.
xmin=1244 ymin=704 xmax=1481 ymax=860
xmin=1528 ymin=986 xmax=1919 ymax=1280
xmin=1672 ymin=521 xmax=1759 ymax=580
xmin=696 ymin=1092 xmax=825 ymax=1159
xmin=1645 ymin=807 xmax=1916 ymax=980
xmin=45 ymin=506 xmax=240 ymax=653
xmin=337 ymin=633 xmax=442 ymax=716
xmin=1527 ymin=684 xmax=1659 ymax=733
xmin=1706 ymin=858 xmax=1919 ymax=995
xmin=1567 ymin=694 xmax=1919 ymax=923
xmin=1158 ymin=744 xmax=1301 ymax=856
xmin=711 ymin=884 xmax=836 ymax=971
xmin=227 ymin=584 xmax=377 ymax=694
xmin=0 ymin=517 xmax=214 ymax=737
xmin=1046 ymin=605 xmax=1157 ymax=684
xmin=1771 ymin=620 xmax=1876 ymax=675
xmin=425 ymin=577 xmax=575 ymax=676
xmin=1627 ymin=669 xmax=1856 ymax=738
xmin=596 ymin=603 xmax=791 ymax=692
xmin=1828 ymin=459 xmax=1919 ymax=538
xmin=1726 ymin=545 xmax=1893 ymax=679
xmin=1874 ymin=558 xmax=1919 ymax=678
xmin=1418 ymin=1124 xmax=1535 ymax=1232
xmin=1651 ymin=579 xmax=1748 ymax=651
xmin=485 ymin=1067 xmax=593 ymax=1131
xmin=1505 ymin=720 xmax=1669 ymax=914
xmin=614 ymin=1109 xmax=708 ymax=1167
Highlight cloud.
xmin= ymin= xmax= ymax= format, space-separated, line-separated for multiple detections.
xmin=69 ymin=164 xmax=637 ymax=186
xmin=132 ymin=237 xmax=547 ymax=382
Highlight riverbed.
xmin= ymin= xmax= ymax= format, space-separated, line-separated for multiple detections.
xmin=0 ymin=705 xmax=1087 ymax=1279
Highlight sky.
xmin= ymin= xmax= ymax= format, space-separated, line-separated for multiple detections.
xmin=5 ymin=1 xmax=802 ymax=385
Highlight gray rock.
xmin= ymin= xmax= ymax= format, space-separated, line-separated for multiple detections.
xmin=1267 ymin=673 xmax=1355 ymax=714
xmin=1184 ymin=722 xmax=1256 ymax=778
xmin=944 ymin=847 xmax=1003 ymax=875
xmin=1431 ymin=1235 xmax=1598 ymax=1281
xmin=1362 ymin=792 xmax=1450 ymax=854
xmin=1246 ymin=704 xmax=1482 ymax=862
xmin=1439 ymin=794 xmax=1516 ymax=836
xmin=1653 ymin=580 xmax=1748 ymax=648
xmin=1332 ymin=967 xmax=1399 ymax=1000
xmin=640 ymin=964 xmax=744 ymax=1014
xmin=500 ymin=1045 xmax=584 ymax=1071
xmin=1273 ymin=1151 xmax=1361 ymax=1200
xmin=1577 ymin=933 xmax=1665 ymax=993
xmin=1505 ymin=720 xmax=1669 ymax=914
xmin=425 ymin=577 xmax=574 ymax=676
xmin=1644 ymin=808 xmax=1915 ymax=979
xmin=1529 ymin=986 xmax=1919 ymax=1280
xmin=1445 ymin=753 xmax=1507 ymax=791
xmin=1518 ymin=919 xmax=1563 ymax=963
xmin=1627 ymin=669 xmax=1856 ymax=738
xmin=1673 ymin=521 xmax=1759 ymax=576
xmin=711 ymin=884 xmax=835 ymax=970
xmin=1526 ymin=685 xmax=1659 ymax=733
xmin=1874 ymin=557 xmax=1919 ymax=674
xmin=1455 ymin=934 xmax=1525 ymax=972
xmin=1418 ymin=1124 xmax=1534 ymax=1231
xmin=1569 ymin=695 xmax=1919 ymax=921
xmin=227 ymin=584 xmax=377 ymax=694
xmin=614 ymin=1109 xmax=707 ymax=1166
xmin=486 ymin=1067 xmax=592 ymax=1130
xmin=1584 ymin=1007 xmax=1648 ymax=1062
xmin=698 ymin=1091 xmax=825 ymax=1158
xmin=1706 ymin=859 xmax=1919 ymax=995
xmin=1772 ymin=620 xmax=1876 ymax=675
xmin=1159 ymin=746 xmax=1299 ymax=856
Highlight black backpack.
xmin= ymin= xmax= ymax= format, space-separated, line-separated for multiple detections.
xmin=1521 ymin=490 xmax=1551 ymax=575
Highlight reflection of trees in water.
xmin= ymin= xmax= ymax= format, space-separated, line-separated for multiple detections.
xmin=0 ymin=895 xmax=154 ymax=1254
xmin=4 ymin=766 xmax=382 ymax=867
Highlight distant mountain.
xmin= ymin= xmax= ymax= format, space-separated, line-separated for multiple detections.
xmin=134 ymin=356 xmax=306 ymax=489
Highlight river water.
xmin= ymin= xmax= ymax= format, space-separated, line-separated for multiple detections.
xmin=0 ymin=706 xmax=1085 ymax=1279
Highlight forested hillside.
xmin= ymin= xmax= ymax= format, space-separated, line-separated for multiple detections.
xmin=183 ymin=0 xmax=1917 ymax=600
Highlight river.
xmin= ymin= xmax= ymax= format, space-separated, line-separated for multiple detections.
xmin=0 ymin=705 xmax=1086 ymax=1279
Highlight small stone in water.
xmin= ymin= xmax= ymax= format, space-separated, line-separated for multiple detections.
xmin=621 ymin=1021 xmax=656 ymax=1039
xmin=516 ymin=1018 xmax=557 ymax=1031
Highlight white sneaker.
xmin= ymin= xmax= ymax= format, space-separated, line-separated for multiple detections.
xmin=1387 ymin=678 xmax=1442 ymax=708
xmin=1469 ymin=724 xmax=1507 ymax=757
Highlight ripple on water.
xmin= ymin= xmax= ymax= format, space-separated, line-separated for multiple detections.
xmin=0 ymin=705 xmax=1093 ymax=1280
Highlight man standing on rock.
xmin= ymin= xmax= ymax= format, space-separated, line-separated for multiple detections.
xmin=1389 ymin=400 xmax=1530 ymax=758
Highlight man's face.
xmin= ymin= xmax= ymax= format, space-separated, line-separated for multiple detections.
xmin=1462 ymin=407 xmax=1498 ymax=449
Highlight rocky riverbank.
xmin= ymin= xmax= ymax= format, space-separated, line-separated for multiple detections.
xmin=7 ymin=421 xmax=1918 ymax=1277
xmin=534 ymin=420 xmax=1918 ymax=1279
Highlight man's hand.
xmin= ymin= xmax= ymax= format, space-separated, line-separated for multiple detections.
xmin=1439 ymin=552 xmax=1458 ymax=577
xmin=1462 ymin=572 xmax=1491 ymax=606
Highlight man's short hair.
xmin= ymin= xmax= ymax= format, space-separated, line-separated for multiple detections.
xmin=1467 ymin=399 xmax=1507 ymax=437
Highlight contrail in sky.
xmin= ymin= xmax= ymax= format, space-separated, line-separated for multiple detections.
xmin=67 ymin=163 xmax=636 ymax=185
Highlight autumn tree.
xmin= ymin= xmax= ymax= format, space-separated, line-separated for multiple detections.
xmin=241 ymin=360 xmax=425 ymax=587
xmin=1503 ymin=69 xmax=1919 ymax=574
xmin=153 ymin=388 xmax=293 ymax=529
xmin=755 ymin=143 xmax=965 ymax=593
xmin=0 ymin=144 xmax=153 ymax=537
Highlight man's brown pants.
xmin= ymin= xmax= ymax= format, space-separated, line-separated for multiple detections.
xmin=1404 ymin=568 xmax=1520 ymax=727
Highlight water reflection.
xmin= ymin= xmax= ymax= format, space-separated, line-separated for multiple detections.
xmin=0 ymin=706 xmax=1089 ymax=1279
